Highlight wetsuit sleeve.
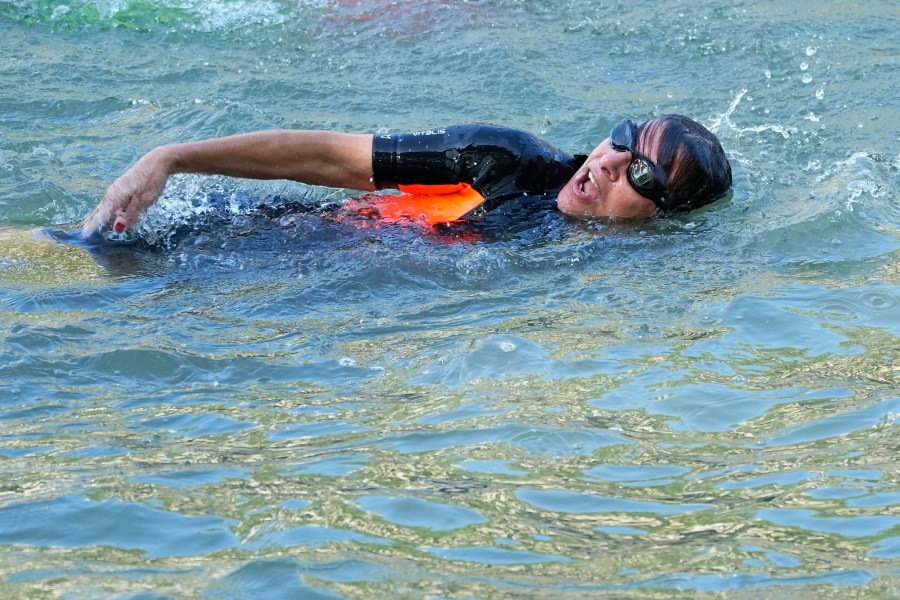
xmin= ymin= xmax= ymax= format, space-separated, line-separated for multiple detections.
xmin=372 ymin=125 xmax=497 ymax=189
xmin=372 ymin=126 xmax=468 ymax=188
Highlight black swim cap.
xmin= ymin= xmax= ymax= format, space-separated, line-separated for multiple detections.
xmin=638 ymin=115 xmax=732 ymax=212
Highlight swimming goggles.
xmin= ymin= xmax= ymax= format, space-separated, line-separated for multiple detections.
xmin=610 ymin=119 xmax=668 ymax=209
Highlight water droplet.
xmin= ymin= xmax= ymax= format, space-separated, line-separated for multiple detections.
xmin=806 ymin=46 xmax=817 ymax=56
xmin=801 ymin=74 xmax=813 ymax=84
xmin=800 ymin=62 xmax=809 ymax=71
xmin=499 ymin=341 xmax=516 ymax=353
xmin=815 ymin=87 xmax=825 ymax=100
xmin=763 ymin=69 xmax=771 ymax=79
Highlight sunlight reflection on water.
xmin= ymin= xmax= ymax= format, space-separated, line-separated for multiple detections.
xmin=0 ymin=0 xmax=898 ymax=597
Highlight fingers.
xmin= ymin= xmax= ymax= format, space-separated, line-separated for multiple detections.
xmin=77 ymin=184 xmax=130 ymax=239
xmin=112 ymin=206 xmax=137 ymax=232
xmin=111 ymin=189 xmax=151 ymax=231
xmin=79 ymin=152 xmax=171 ymax=239
xmin=76 ymin=203 xmax=110 ymax=239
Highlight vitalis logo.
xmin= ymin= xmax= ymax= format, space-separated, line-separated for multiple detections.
xmin=411 ymin=129 xmax=446 ymax=136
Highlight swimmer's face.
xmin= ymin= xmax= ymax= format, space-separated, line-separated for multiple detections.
xmin=556 ymin=120 xmax=662 ymax=219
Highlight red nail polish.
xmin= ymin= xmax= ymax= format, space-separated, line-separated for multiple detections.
xmin=114 ymin=221 xmax=125 ymax=233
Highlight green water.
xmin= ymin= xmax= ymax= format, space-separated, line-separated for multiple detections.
xmin=0 ymin=1 xmax=898 ymax=598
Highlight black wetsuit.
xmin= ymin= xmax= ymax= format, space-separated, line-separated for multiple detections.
xmin=371 ymin=124 xmax=586 ymax=219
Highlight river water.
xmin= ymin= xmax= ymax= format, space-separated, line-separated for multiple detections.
xmin=1 ymin=1 xmax=898 ymax=598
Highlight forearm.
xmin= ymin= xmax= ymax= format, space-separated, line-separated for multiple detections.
xmin=160 ymin=129 xmax=376 ymax=191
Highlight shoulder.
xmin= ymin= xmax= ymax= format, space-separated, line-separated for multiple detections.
xmin=445 ymin=124 xmax=541 ymax=146
xmin=374 ymin=124 xmax=544 ymax=148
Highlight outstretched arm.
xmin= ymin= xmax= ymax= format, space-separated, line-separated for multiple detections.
xmin=79 ymin=129 xmax=374 ymax=237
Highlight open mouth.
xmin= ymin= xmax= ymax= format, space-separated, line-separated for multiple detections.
xmin=573 ymin=169 xmax=600 ymax=202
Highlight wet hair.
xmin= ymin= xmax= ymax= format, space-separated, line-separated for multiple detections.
xmin=637 ymin=114 xmax=732 ymax=213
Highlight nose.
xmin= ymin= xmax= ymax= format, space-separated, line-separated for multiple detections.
xmin=598 ymin=147 xmax=632 ymax=181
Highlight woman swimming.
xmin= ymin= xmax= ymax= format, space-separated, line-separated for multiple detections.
xmin=78 ymin=116 xmax=732 ymax=238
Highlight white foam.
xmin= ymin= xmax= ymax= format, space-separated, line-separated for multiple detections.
xmin=49 ymin=0 xmax=325 ymax=33
xmin=178 ymin=0 xmax=289 ymax=33
xmin=707 ymin=89 xmax=796 ymax=139
xmin=135 ymin=174 xmax=217 ymax=246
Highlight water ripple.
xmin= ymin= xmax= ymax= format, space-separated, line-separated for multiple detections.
xmin=0 ymin=495 xmax=237 ymax=558
xmin=2 ymin=0 xmax=899 ymax=596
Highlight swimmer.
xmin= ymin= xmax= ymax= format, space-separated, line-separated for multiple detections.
xmin=78 ymin=116 xmax=732 ymax=238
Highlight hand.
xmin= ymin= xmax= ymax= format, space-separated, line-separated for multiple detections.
xmin=78 ymin=147 xmax=173 ymax=239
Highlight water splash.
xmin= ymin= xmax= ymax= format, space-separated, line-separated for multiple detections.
xmin=708 ymin=90 xmax=796 ymax=139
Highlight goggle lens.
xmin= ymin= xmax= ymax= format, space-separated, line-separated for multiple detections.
xmin=629 ymin=159 xmax=657 ymax=189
